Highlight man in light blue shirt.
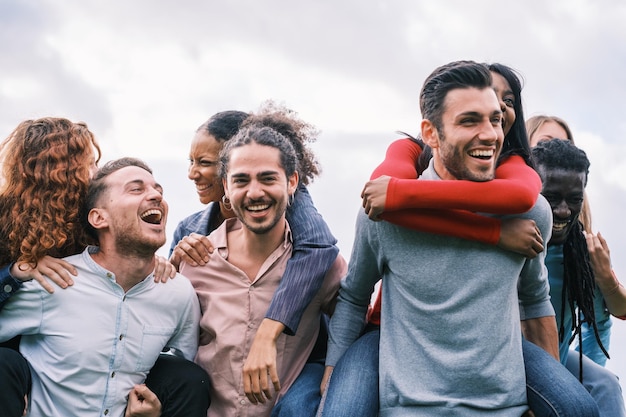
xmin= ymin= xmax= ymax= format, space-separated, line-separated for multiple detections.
xmin=0 ymin=158 xmax=201 ymax=417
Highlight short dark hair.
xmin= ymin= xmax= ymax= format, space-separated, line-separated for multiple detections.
xmin=420 ymin=60 xmax=493 ymax=133
xmin=531 ymin=139 xmax=590 ymax=186
xmin=219 ymin=125 xmax=298 ymax=180
xmin=197 ymin=110 xmax=250 ymax=143
xmin=81 ymin=157 xmax=153 ymax=240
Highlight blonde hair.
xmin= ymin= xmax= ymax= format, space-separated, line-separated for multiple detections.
xmin=526 ymin=115 xmax=592 ymax=233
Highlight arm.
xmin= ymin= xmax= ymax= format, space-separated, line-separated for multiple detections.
xmin=367 ymin=138 xmax=541 ymax=213
xmin=586 ymin=232 xmax=626 ymax=319
xmin=518 ymin=197 xmax=559 ymax=357
xmin=164 ymin=280 xmax=201 ymax=361
xmin=0 ymin=280 xmax=46 ymax=342
xmin=270 ymin=185 xmax=339 ymax=335
xmin=1 ymin=256 xmax=78 ymax=311
xmin=522 ymin=316 xmax=560 ymax=361
xmin=0 ymin=264 xmax=22 ymax=310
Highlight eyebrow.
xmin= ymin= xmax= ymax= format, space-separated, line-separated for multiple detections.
xmin=125 ymin=179 xmax=163 ymax=192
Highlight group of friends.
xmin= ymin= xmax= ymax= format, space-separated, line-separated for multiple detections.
xmin=0 ymin=59 xmax=625 ymax=417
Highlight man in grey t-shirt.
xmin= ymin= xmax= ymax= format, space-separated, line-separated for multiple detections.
xmin=326 ymin=61 xmax=558 ymax=417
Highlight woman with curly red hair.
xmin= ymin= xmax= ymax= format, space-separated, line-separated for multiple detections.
xmin=0 ymin=117 xmax=101 ymax=416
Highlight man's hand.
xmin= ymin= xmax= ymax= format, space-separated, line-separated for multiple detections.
xmin=153 ymin=255 xmax=177 ymax=283
xmin=242 ymin=319 xmax=284 ymax=404
xmin=10 ymin=255 xmax=77 ymax=293
xmin=169 ymin=233 xmax=214 ymax=270
xmin=125 ymin=384 xmax=161 ymax=417
xmin=361 ymin=176 xmax=392 ymax=220
xmin=498 ymin=218 xmax=544 ymax=258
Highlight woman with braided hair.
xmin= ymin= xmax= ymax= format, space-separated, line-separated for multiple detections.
xmin=532 ymin=138 xmax=626 ymax=415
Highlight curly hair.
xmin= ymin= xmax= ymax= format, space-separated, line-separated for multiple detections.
xmin=0 ymin=117 xmax=101 ymax=267
xmin=241 ymin=100 xmax=320 ymax=186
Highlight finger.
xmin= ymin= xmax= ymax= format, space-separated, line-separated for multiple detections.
xmin=32 ymin=274 xmax=55 ymax=294
xmin=243 ymin=372 xmax=258 ymax=404
xmin=269 ymin=365 xmax=281 ymax=395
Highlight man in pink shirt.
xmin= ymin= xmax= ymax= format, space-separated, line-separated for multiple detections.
xmin=179 ymin=123 xmax=346 ymax=417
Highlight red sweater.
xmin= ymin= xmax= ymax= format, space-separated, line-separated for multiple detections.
xmin=367 ymin=138 xmax=542 ymax=326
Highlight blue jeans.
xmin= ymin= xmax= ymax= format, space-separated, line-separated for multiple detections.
xmin=524 ymin=340 xmax=599 ymax=417
xmin=565 ymin=349 xmax=625 ymax=417
xmin=317 ymin=328 xmax=379 ymax=417
xmin=317 ymin=328 xmax=599 ymax=417
xmin=272 ymin=363 xmax=325 ymax=417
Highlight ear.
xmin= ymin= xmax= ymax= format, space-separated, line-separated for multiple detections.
xmin=287 ymin=171 xmax=299 ymax=196
xmin=421 ymin=119 xmax=440 ymax=149
xmin=87 ymin=208 xmax=108 ymax=231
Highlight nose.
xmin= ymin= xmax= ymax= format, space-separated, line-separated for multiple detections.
xmin=553 ymin=200 xmax=571 ymax=219
xmin=188 ymin=163 xmax=199 ymax=180
xmin=147 ymin=186 xmax=163 ymax=202
xmin=246 ymin=179 xmax=265 ymax=200
xmin=478 ymin=119 xmax=501 ymax=144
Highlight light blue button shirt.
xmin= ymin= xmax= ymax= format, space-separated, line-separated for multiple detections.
xmin=0 ymin=247 xmax=200 ymax=417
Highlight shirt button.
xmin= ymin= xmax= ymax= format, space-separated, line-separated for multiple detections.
xmin=107 ymin=272 xmax=113 ymax=278
xmin=104 ymin=410 xmax=109 ymax=415
xmin=119 ymin=334 xmax=124 ymax=341
xmin=240 ymin=399 xmax=246 ymax=405
xmin=3 ymin=284 xmax=12 ymax=293
xmin=111 ymin=371 xmax=116 ymax=378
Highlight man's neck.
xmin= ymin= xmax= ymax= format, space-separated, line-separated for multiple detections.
xmin=90 ymin=246 xmax=155 ymax=292
xmin=227 ymin=218 xmax=287 ymax=282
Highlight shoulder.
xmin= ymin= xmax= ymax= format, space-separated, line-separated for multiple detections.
xmin=175 ymin=204 xmax=216 ymax=235
xmin=525 ymin=195 xmax=553 ymax=234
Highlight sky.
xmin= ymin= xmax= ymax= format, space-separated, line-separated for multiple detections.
xmin=2 ymin=0 xmax=626 ymax=396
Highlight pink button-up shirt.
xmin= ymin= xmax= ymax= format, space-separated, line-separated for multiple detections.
xmin=180 ymin=218 xmax=346 ymax=417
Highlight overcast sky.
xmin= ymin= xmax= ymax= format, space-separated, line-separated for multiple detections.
xmin=2 ymin=0 xmax=626 ymax=387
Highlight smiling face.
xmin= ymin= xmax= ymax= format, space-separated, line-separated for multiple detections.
xmin=93 ymin=166 xmax=168 ymax=256
xmin=491 ymin=71 xmax=516 ymax=137
xmin=423 ymin=87 xmax=504 ymax=182
xmin=537 ymin=165 xmax=586 ymax=245
xmin=223 ymin=142 xmax=298 ymax=235
xmin=530 ymin=120 xmax=570 ymax=147
xmin=188 ymin=130 xmax=225 ymax=205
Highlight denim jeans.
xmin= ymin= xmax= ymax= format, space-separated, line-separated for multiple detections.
xmin=317 ymin=328 xmax=379 ymax=417
xmin=524 ymin=340 xmax=599 ymax=417
xmin=271 ymin=363 xmax=325 ymax=417
xmin=317 ymin=328 xmax=600 ymax=417
xmin=564 ymin=349 xmax=625 ymax=417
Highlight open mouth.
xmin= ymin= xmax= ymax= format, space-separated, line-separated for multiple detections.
xmin=246 ymin=203 xmax=271 ymax=212
xmin=552 ymin=221 xmax=569 ymax=232
xmin=468 ymin=149 xmax=494 ymax=160
xmin=140 ymin=209 xmax=163 ymax=224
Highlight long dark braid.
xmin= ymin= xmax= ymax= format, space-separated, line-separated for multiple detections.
xmin=533 ymin=139 xmax=608 ymax=380
xmin=562 ymin=220 xmax=609 ymax=380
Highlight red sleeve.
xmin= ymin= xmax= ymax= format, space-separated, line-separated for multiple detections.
xmin=370 ymin=138 xmax=420 ymax=180
xmin=385 ymin=155 xmax=541 ymax=214
xmin=379 ymin=208 xmax=501 ymax=245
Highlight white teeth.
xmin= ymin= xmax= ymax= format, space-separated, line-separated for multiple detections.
xmin=247 ymin=204 xmax=270 ymax=212
xmin=196 ymin=184 xmax=209 ymax=191
xmin=140 ymin=209 xmax=162 ymax=223
xmin=553 ymin=222 xmax=569 ymax=231
xmin=468 ymin=149 xmax=494 ymax=157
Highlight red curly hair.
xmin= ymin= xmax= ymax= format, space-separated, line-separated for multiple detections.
xmin=0 ymin=117 xmax=101 ymax=267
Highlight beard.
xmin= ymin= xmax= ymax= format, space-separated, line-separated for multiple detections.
xmin=234 ymin=197 xmax=288 ymax=235
xmin=111 ymin=220 xmax=165 ymax=258
xmin=438 ymin=131 xmax=497 ymax=182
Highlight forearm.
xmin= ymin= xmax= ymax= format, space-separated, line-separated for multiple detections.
xmin=270 ymin=185 xmax=339 ymax=334
xmin=522 ymin=316 xmax=560 ymax=361
xmin=596 ymin=270 xmax=626 ymax=318
xmin=0 ymin=264 xmax=22 ymax=311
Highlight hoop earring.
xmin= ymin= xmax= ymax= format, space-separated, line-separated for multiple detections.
xmin=221 ymin=195 xmax=232 ymax=211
